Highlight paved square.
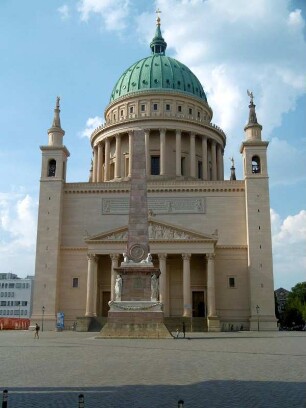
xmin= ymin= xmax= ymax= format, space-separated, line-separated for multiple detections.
xmin=0 ymin=330 xmax=305 ymax=407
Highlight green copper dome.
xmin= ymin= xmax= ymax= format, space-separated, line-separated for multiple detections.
xmin=109 ymin=18 xmax=207 ymax=104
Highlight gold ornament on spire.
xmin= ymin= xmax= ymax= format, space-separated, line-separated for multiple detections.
xmin=156 ymin=8 xmax=161 ymax=25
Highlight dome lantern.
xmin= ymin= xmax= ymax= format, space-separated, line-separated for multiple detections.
xmin=150 ymin=9 xmax=167 ymax=55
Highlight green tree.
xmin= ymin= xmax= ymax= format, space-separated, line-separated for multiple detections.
xmin=284 ymin=282 xmax=306 ymax=328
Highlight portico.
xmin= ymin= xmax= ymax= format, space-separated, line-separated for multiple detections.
xmin=84 ymin=220 xmax=220 ymax=331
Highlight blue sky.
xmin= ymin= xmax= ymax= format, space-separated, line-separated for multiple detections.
xmin=0 ymin=0 xmax=305 ymax=290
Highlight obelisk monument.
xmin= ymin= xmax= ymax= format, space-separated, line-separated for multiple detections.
xmin=98 ymin=129 xmax=171 ymax=338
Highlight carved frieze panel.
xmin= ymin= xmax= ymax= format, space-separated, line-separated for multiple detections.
xmin=102 ymin=197 xmax=205 ymax=215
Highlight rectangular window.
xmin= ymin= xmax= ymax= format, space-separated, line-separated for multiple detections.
xmin=129 ymin=106 xmax=134 ymax=114
xmin=9 ymin=283 xmax=14 ymax=288
xmin=166 ymin=104 xmax=170 ymax=111
xmin=178 ymin=105 xmax=182 ymax=112
xmin=228 ymin=277 xmax=236 ymax=288
xmin=197 ymin=111 xmax=200 ymax=119
xmin=24 ymin=310 xmax=28 ymax=315
xmin=141 ymin=104 xmax=146 ymax=112
xmin=151 ymin=156 xmax=160 ymax=175
xmin=189 ymin=108 xmax=192 ymax=115
xmin=72 ymin=278 xmax=79 ymax=288
xmin=120 ymin=109 xmax=124 ymax=116
xmin=0 ymin=301 xmax=6 ymax=306
xmin=15 ymin=283 xmax=21 ymax=288
xmin=153 ymin=103 xmax=158 ymax=111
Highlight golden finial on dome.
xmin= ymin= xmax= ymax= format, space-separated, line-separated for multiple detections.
xmin=156 ymin=8 xmax=161 ymax=26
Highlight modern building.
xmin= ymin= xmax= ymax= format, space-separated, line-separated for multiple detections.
xmin=31 ymin=17 xmax=277 ymax=331
xmin=0 ymin=273 xmax=34 ymax=323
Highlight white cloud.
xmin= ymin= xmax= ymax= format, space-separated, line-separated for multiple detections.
xmin=77 ymin=0 xmax=130 ymax=31
xmin=0 ymin=192 xmax=38 ymax=277
xmin=271 ymin=209 xmax=306 ymax=290
xmin=58 ymin=4 xmax=70 ymax=20
xmin=80 ymin=116 xmax=103 ymax=138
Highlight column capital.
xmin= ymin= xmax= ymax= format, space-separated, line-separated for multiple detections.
xmin=176 ymin=129 xmax=182 ymax=136
xmin=158 ymin=253 xmax=168 ymax=261
xmin=182 ymin=253 xmax=191 ymax=261
xmin=202 ymin=135 xmax=207 ymax=141
xmin=87 ymin=253 xmax=97 ymax=262
xmin=159 ymin=128 xmax=166 ymax=134
xmin=206 ymin=253 xmax=215 ymax=261
xmin=190 ymin=132 xmax=196 ymax=138
xmin=110 ymin=253 xmax=120 ymax=262
xmin=144 ymin=128 xmax=150 ymax=135
xmin=128 ymin=130 xmax=134 ymax=137
xmin=211 ymin=139 xmax=216 ymax=146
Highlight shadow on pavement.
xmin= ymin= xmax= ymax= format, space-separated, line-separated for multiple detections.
xmin=3 ymin=380 xmax=306 ymax=407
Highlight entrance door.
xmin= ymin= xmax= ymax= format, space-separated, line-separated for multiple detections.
xmin=102 ymin=291 xmax=111 ymax=317
xmin=192 ymin=291 xmax=205 ymax=317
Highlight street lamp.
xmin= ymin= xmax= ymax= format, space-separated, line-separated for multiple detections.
xmin=256 ymin=305 xmax=260 ymax=331
xmin=42 ymin=306 xmax=45 ymax=332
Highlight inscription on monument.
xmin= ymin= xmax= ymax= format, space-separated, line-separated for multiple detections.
xmin=102 ymin=197 xmax=205 ymax=214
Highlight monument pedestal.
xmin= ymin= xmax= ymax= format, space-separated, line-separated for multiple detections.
xmin=97 ymin=301 xmax=171 ymax=338
xmin=97 ymin=264 xmax=171 ymax=338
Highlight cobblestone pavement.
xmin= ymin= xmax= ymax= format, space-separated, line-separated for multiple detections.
xmin=0 ymin=330 xmax=306 ymax=407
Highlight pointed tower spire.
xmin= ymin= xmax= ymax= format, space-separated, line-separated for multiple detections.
xmin=52 ymin=96 xmax=62 ymax=128
xmin=244 ymin=90 xmax=262 ymax=141
xmin=229 ymin=157 xmax=236 ymax=180
xmin=150 ymin=9 xmax=167 ymax=55
xmin=48 ymin=96 xmax=65 ymax=146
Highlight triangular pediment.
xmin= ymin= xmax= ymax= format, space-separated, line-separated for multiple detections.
xmin=85 ymin=219 xmax=218 ymax=243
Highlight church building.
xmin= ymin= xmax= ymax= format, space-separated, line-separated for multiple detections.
xmin=31 ymin=16 xmax=277 ymax=331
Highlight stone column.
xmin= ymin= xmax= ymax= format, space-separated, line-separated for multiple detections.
xmin=110 ymin=254 xmax=119 ymax=301
xmin=190 ymin=132 xmax=196 ymax=178
xmin=158 ymin=254 xmax=168 ymax=315
xmin=176 ymin=130 xmax=182 ymax=177
xmin=207 ymin=253 xmax=216 ymax=316
xmin=85 ymin=254 xmax=98 ymax=317
xmin=115 ymin=134 xmax=121 ymax=179
xmin=92 ymin=146 xmax=98 ymax=182
xmin=221 ymin=148 xmax=224 ymax=181
xmin=160 ymin=129 xmax=166 ymax=176
xmin=97 ymin=143 xmax=103 ymax=182
xmin=211 ymin=141 xmax=217 ymax=181
xmin=144 ymin=129 xmax=150 ymax=176
xmin=104 ymin=138 xmax=110 ymax=181
xmin=217 ymin=144 xmax=223 ymax=181
xmin=182 ymin=253 xmax=191 ymax=317
xmin=128 ymin=131 xmax=133 ymax=178
xmin=202 ymin=136 xmax=208 ymax=180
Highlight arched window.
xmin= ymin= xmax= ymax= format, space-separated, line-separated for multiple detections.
xmin=252 ymin=156 xmax=261 ymax=174
xmin=48 ymin=159 xmax=56 ymax=177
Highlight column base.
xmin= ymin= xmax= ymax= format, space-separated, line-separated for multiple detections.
xmin=207 ymin=316 xmax=221 ymax=332
xmin=76 ymin=316 xmax=93 ymax=332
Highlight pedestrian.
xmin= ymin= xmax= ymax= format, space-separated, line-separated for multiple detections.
xmin=34 ymin=323 xmax=40 ymax=339
xmin=182 ymin=321 xmax=186 ymax=338
xmin=176 ymin=328 xmax=180 ymax=338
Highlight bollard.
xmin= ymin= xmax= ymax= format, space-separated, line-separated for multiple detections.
xmin=178 ymin=399 xmax=184 ymax=407
xmin=78 ymin=393 xmax=84 ymax=408
xmin=2 ymin=389 xmax=8 ymax=408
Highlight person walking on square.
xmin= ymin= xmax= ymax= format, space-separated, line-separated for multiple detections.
xmin=34 ymin=323 xmax=40 ymax=339
xmin=182 ymin=321 xmax=186 ymax=338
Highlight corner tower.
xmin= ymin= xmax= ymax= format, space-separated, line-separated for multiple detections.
xmin=31 ymin=98 xmax=70 ymax=329
xmin=240 ymin=91 xmax=276 ymax=330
